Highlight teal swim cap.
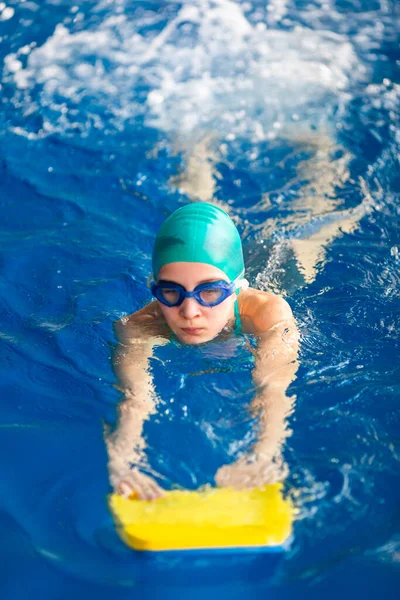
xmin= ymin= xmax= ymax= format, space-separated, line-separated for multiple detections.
xmin=152 ymin=203 xmax=244 ymax=282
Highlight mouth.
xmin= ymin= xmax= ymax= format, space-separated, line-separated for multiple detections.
xmin=180 ymin=327 xmax=204 ymax=336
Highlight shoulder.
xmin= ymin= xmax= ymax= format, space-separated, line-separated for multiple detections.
xmin=238 ymin=288 xmax=294 ymax=334
xmin=114 ymin=301 xmax=167 ymax=344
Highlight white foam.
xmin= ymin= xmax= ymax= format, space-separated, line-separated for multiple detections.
xmin=4 ymin=0 xmax=364 ymax=141
xmin=0 ymin=4 xmax=14 ymax=22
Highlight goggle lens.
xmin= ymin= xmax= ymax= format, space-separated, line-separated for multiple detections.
xmin=158 ymin=287 xmax=181 ymax=306
xmin=198 ymin=287 xmax=225 ymax=304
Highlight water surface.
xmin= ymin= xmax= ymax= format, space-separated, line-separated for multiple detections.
xmin=0 ymin=1 xmax=399 ymax=598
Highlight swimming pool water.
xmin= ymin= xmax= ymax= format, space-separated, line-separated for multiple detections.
xmin=0 ymin=1 xmax=399 ymax=598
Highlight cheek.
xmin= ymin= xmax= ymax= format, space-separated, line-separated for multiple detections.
xmin=158 ymin=304 xmax=176 ymax=324
xmin=209 ymin=299 xmax=234 ymax=326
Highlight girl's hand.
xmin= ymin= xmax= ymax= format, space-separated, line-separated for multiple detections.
xmin=115 ymin=468 xmax=165 ymax=501
xmin=215 ymin=455 xmax=287 ymax=489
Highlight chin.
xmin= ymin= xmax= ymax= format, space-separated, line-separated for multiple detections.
xmin=177 ymin=334 xmax=209 ymax=345
xmin=175 ymin=329 xmax=220 ymax=345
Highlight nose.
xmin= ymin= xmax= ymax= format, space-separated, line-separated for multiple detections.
xmin=179 ymin=297 xmax=201 ymax=320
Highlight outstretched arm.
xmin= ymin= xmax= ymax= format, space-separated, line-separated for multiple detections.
xmin=216 ymin=294 xmax=299 ymax=488
xmin=250 ymin=313 xmax=299 ymax=461
xmin=105 ymin=310 xmax=168 ymax=499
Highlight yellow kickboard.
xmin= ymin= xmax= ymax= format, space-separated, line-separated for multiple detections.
xmin=109 ymin=484 xmax=293 ymax=551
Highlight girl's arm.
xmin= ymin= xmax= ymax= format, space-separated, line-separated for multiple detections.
xmin=249 ymin=316 xmax=299 ymax=461
xmin=105 ymin=309 xmax=168 ymax=499
xmin=216 ymin=293 xmax=299 ymax=488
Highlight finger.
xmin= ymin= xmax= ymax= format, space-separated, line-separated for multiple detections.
xmin=119 ymin=480 xmax=133 ymax=498
xmin=138 ymin=478 xmax=156 ymax=501
xmin=150 ymin=483 xmax=164 ymax=500
xmin=145 ymin=482 xmax=162 ymax=501
xmin=127 ymin=471 xmax=150 ymax=500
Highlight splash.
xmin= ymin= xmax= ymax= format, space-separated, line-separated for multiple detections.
xmin=4 ymin=0 xmax=362 ymax=142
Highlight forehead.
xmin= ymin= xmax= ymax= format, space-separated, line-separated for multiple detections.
xmin=158 ymin=262 xmax=229 ymax=285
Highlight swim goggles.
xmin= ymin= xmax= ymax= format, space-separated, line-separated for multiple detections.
xmin=151 ymin=278 xmax=249 ymax=308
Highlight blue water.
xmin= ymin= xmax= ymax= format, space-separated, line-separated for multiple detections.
xmin=1 ymin=0 xmax=400 ymax=598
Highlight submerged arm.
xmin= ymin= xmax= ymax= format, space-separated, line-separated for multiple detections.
xmin=250 ymin=318 xmax=299 ymax=462
xmin=105 ymin=313 xmax=168 ymax=499
xmin=216 ymin=295 xmax=299 ymax=488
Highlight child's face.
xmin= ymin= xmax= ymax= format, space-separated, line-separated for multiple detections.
xmin=156 ymin=262 xmax=236 ymax=344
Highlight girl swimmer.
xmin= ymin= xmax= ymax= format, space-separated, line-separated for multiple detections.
xmin=106 ymin=203 xmax=299 ymax=500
